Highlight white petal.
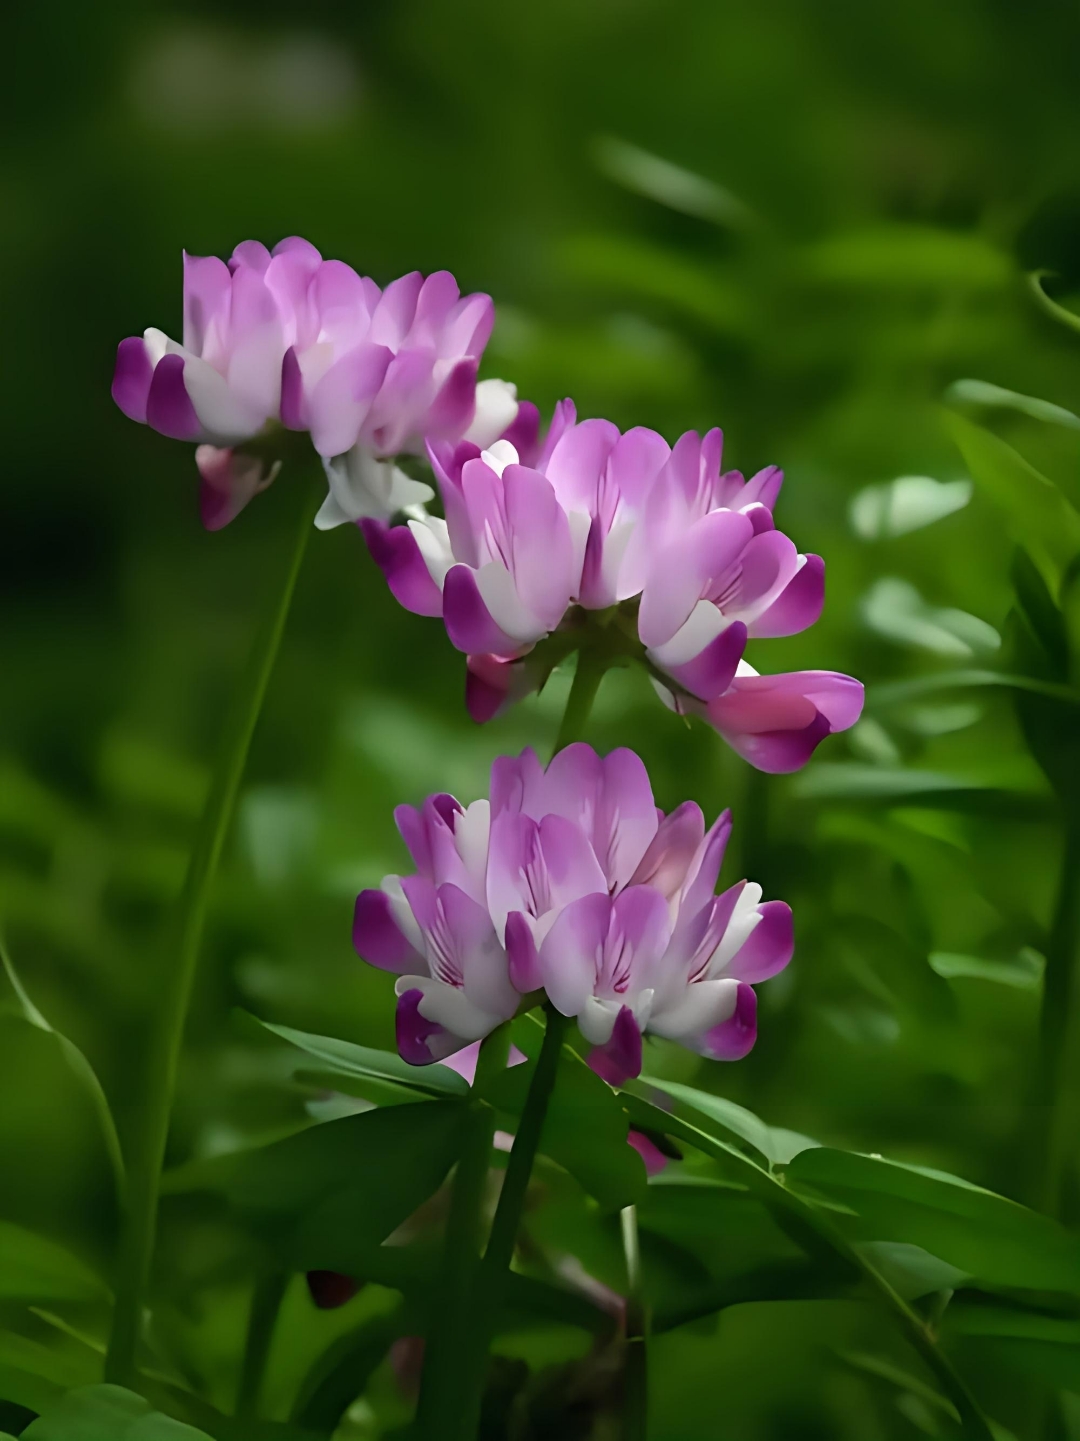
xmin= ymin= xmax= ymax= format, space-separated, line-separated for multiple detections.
xmin=578 ymin=995 xmax=622 ymax=1045
xmin=708 ymin=884 xmax=763 ymax=976
xmin=475 ymin=560 xmax=547 ymax=643
xmin=403 ymin=976 xmax=501 ymax=1042
xmin=409 ymin=516 xmax=455 ymax=586
xmin=382 ymin=874 xmax=424 ymax=957
xmin=479 ymin=439 xmax=519 ymax=477
xmin=454 ymin=800 xmax=491 ymax=897
xmin=648 ymin=599 xmax=729 ymax=667
xmin=465 ymin=379 xmax=520 ymax=448
xmin=649 ymin=977 xmax=739 ymax=1041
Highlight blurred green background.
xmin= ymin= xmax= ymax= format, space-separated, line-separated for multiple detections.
xmin=5 ymin=0 xmax=1080 ymax=1435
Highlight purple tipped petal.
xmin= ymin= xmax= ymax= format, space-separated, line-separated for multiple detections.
xmin=396 ymin=988 xmax=449 ymax=1065
xmin=662 ymin=620 xmax=747 ymax=703
xmin=442 ymin=564 xmax=524 ymax=655
xmin=588 ymin=1006 xmax=643 ymax=1086
xmin=425 ymin=356 xmax=480 ymax=441
xmin=505 ymin=911 xmax=541 ymax=992
xmin=112 ymin=337 xmax=154 ymax=423
xmin=146 ymin=352 xmax=201 ymax=441
xmin=465 ymin=654 xmax=536 ymax=724
xmin=638 ymin=510 xmax=755 ymax=648
xmin=729 ymin=901 xmax=794 ymax=983
xmin=280 ymin=346 xmax=305 ymax=430
xmin=539 ymin=892 xmax=613 ymax=1018
xmin=706 ymin=671 xmax=864 ymax=774
xmin=750 ymin=554 xmax=825 ymax=638
xmin=702 ymin=982 xmax=757 ymax=1061
xmin=360 ymin=519 xmax=445 ymax=618
xmin=353 ymin=889 xmax=420 ymax=972
xmin=501 ymin=401 xmax=541 ymax=464
xmin=629 ymin=801 xmax=706 ymax=898
xmin=197 ymin=445 xmax=276 ymax=531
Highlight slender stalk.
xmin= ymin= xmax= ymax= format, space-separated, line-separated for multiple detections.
xmin=554 ymin=649 xmax=608 ymax=753
xmin=484 ymin=1006 xmax=570 ymax=1278
xmin=235 ymin=1270 xmax=288 ymax=1420
xmin=414 ymin=1024 xmax=510 ymax=1440
xmin=1037 ymin=817 xmax=1080 ymax=1218
xmin=106 ymin=477 xmax=320 ymax=1386
xmin=620 ymin=1205 xmax=648 ymax=1441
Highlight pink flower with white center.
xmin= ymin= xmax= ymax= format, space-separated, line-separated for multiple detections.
xmin=353 ymin=745 xmax=792 ymax=1078
xmin=655 ymin=661 xmax=866 ymax=775
xmin=112 ymin=237 xmax=520 ymax=530
xmin=362 ymin=401 xmax=857 ymax=770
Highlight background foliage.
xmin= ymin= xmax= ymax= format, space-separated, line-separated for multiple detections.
xmin=5 ymin=0 xmax=1080 ymax=1435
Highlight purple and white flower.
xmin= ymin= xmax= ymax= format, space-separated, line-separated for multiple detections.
xmin=362 ymin=401 xmax=857 ymax=768
xmin=656 ymin=661 xmax=866 ymax=775
xmin=353 ymin=745 xmax=792 ymax=1078
xmin=112 ymin=237 xmax=518 ymax=530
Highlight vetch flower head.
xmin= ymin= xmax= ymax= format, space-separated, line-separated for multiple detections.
xmin=362 ymin=401 xmax=860 ymax=770
xmin=353 ymin=744 xmax=792 ymax=1079
xmin=112 ymin=237 xmax=520 ymax=530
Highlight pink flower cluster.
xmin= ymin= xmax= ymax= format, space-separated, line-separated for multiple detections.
xmin=363 ymin=404 xmax=863 ymax=770
xmin=353 ymin=744 xmax=792 ymax=1083
xmin=112 ymin=238 xmax=519 ymax=530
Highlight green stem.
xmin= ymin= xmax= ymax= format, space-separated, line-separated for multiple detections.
xmin=620 ymin=1204 xmax=648 ymax=1441
xmin=105 ymin=477 xmax=319 ymax=1387
xmin=235 ymin=1270 xmax=288 ymax=1420
xmin=1037 ymin=817 xmax=1080 ymax=1218
xmin=554 ymin=649 xmax=607 ymax=753
xmin=414 ymin=1024 xmax=511 ymax=1441
xmin=484 ymin=1006 xmax=570 ymax=1278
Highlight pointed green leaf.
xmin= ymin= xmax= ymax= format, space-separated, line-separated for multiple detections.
xmin=242 ymin=1014 xmax=469 ymax=1097
xmin=0 ymin=1221 xmax=107 ymax=1302
xmin=943 ymin=410 xmax=1080 ymax=589
xmin=0 ymin=935 xmax=124 ymax=1196
xmin=787 ymin=1148 xmax=1080 ymax=1292
xmin=945 ymin=378 xmax=1080 ymax=431
xmin=20 ymin=1384 xmax=213 ymax=1439
xmin=639 ymin=1078 xmax=818 ymax=1168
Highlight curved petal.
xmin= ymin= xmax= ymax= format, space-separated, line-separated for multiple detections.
xmin=146 ymin=353 xmax=201 ymax=441
xmin=749 ymin=554 xmax=825 ymax=638
xmin=628 ymin=801 xmax=706 ymax=899
xmin=728 ymin=900 xmax=793 ymax=983
xmin=649 ymin=975 xmax=739 ymax=1043
xmin=587 ymin=1005 xmax=643 ymax=1086
xmin=651 ymin=615 xmax=747 ymax=703
xmin=443 ymin=564 xmax=520 ymax=654
xmin=395 ymin=986 xmax=456 ymax=1064
xmin=538 ymin=892 xmax=612 ymax=1018
xmin=701 ymin=982 xmax=757 ymax=1061
xmin=112 ymin=337 xmax=154 ymax=423
xmin=197 ymin=445 xmax=278 ymax=532
xmin=638 ymin=510 xmax=755 ymax=648
xmin=361 ymin=520 xmax=446 ymax=617
xmin=354 ymin=888 xmax=423 ymax=972
xmin=505 ymin=910 xmax=541 ymax=993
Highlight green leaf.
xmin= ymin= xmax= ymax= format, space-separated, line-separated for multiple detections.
xmin=861 ymin=578 xmax=999 ymax=659
xmin=857 ymin=1242 xmax=970 ymax=1300
xmin=1028 ymin=271 xmax=1080 ymax=336
xmin=590 ymin=135 xmax=757 ymax=230
xmin=166 ymin=1100 xmax=468 ymax=1268
xmin=21 ymin=1384 xmax=213 ymax=1439
xmin=786 ymin=1148 xmax=1080 ymax=1293
xmin=555 ymin=234 xmax=748 ymax=332
xmin=867 ymin=669 xmax=1080 ymax=710
xmin=0 ymin=935 xmax=124 ymax=1197
xmin=943 ymin=410 xmax=1080 ymax=591
xmin=805 ymin=224 xmax=1011 ymax=290
xmin=946 ymin=1304 xmax=1080 ymax=1390
xmin=929 ymin=950 xmax=1043 ymax=990
xmin=945 ymin=378 xmax=1080 ymax=432
xmin=791 ymin=762 xmax=1052 ymax=817
xmin=0 ymin=1326 xmax=101 ymax=1416
xmin=487 ymin=1049 xmax=645 ymax=1208
xmin=0 ymin=1221 xmax=107 ymax=1302
xmin=242 ymin=1014 xmax=469 ymax=1097
xmin=849 ymin=475 xmax=972 ymax=539
xmin=638 ymin=1078 xmax=818 ymax=1168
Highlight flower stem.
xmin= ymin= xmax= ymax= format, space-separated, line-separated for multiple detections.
xmin=484 ymin=1005 xmax=570 ymax=1277
xmin=235 ymin=1270 xmax=288 ymax=1420
xmin=105 ymin=476 xmax=319 ymax=1387
xmin=414 ymin=1024 xmax=510 ymax=1441
xmin=554 ymin=648 xmax=607 ymax=753
xmin=620 ymin=1204 xmax=648 ymax=1441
